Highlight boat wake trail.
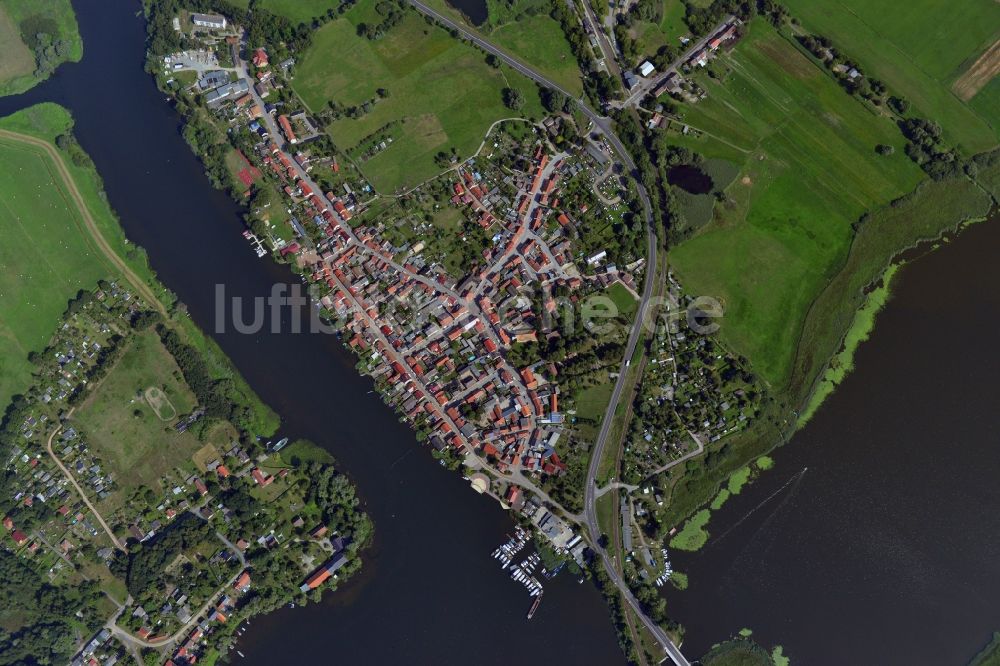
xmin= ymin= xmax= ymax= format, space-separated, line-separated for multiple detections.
xmin=388 ymin=447 xmax=416 ymax=470
xmin=709 ymin=467 xmax=809 ymax=547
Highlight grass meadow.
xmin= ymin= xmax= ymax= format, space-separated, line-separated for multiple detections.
xmin=294 ymin=4 xmax=546 ymax=191
xmin=483 ymin=0 xmax=583 ymax=96
xmin=0 ymin=0 xmax=82 ymax=96
xmin=0 ymin=103 xmax=279 ymax=434
xmin=74 ymin=330 xmax=208 ymax=510
xmin=227 ymin=0 xmax=339 ymax=25
xmin=668 ymin=22 xmax=924 ymax=387
xmin=782 ymin=0 xmax=999 ymax=154
xmin=0 ymin=137 xmax=113 ymax=408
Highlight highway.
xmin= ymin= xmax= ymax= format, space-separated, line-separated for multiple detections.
xmin=404 ymin=3 xmax=689 ymax=664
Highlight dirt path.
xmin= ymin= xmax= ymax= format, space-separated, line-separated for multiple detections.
xmin=0 ymin=129 xmax=166 ymax=316
xmin=952 ymin=38 xmax=1000 ymax=101
xmin=45 ymin=418 xmax=126 ymax=552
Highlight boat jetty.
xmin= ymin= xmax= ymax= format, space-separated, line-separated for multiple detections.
xmin=491 ymin=526 xmax=528 ymax=570
xmin=242 ymin=229 xmax=267 ymax=258
xmin=654 ymin=546 xmax=673 ymax=587
xmin=491 ymin=527 xmax=544 ymax=618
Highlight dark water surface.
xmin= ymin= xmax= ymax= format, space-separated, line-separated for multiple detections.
xmin=666 ymin=216 xmax=1000 ymax=664
xmin=445 ymin=0 xmax=488 ymax=25
xmin=0 ymin=2 xmax=623 ymax=663
xmin=666 ymin=164 xmax=713 ymax=195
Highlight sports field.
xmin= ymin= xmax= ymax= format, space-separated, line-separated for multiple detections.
xmin=0 ymin=137 xmax=113 ymax=409
xmin=668 ymin=22 xmax=924 ymax=386
xmin=782 ymin=0 xmax=1000 ymax=154
xmin=294 ymin=3 xmax=545 ymax=191
xmin=73 ymin=329 xmax=204 ymax=508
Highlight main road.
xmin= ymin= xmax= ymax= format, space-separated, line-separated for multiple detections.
xmin=405 ymin=3 xmax=689 ymax=664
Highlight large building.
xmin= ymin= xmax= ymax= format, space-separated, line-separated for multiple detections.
xmin=205 ymin=80 xmax=249 ymax=107
xmin=191 ymin=13 xmax=227 ymax=30
xmin=299 ymin=553 xmax=347 ymax=592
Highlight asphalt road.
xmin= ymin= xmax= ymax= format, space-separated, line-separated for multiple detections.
xmin=404 ymin=3 xmax=689 ymax=664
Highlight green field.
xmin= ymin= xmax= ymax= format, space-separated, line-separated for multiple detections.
xmin=0 ymin=7 xmax=35 ymax=90
xmin=574 ymin=380 xmax=614 ymax=422
xmin=0 ymin=0 xmax=82 ymax=96
xmin=73 ymin=330 xmax=205 ymax=507
xmin=484 ymin=0 xmax=583 ymax=96
xmin=606 ymin=281 xmax=638 ymax=318
xmin=416 ymin=0 xmax=583 ymax=97
xmin=631 ymin=0 xmax=689 ymax=60
xmin=294 ymin=3 xmax=545 ymax=191
xmin=226 ymin=0 xmax=338 ymax=25
xmin=783 ymin=0 xmax=999 ymax=154
xmin=0 ymin=136 xmax=114 ymax=409
xmin=789 ymin=173 xmax=991 ymax=413
xmin=668 ymin=22 xmax=925 ymax=386
xmin=0 ymin=104 xmax=279 ymax=435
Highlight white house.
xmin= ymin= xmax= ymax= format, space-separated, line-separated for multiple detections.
xmin=638 ymin=61 xmax=656 ymax=77
xmin=191 ymin=13 xmax=227 ymax=29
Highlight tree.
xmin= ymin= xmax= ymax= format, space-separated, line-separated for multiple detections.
xmin=888 ymin=95 xmax=909 ymax=115
xmin=875 ymin=144 xmax=894 ymax=156
xmin=503 ymin=87 xmax=525 ymax=111
xmin=485 ymin=53 xmax=501 ymax=68
xmin=540 ymin=87 xmax=567 ymax=113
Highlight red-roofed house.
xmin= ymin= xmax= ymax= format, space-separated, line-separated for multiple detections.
xmin=278 ymin=114 xmax=298 ymax=144
xmin=233 ymin=571 xmax=251 ymax=594
xmin=11 ymin=529 xmax=28 ymax=546
xmin=251 ymin=468 xmax=273 ymax=487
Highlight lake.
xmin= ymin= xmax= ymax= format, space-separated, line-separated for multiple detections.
xmin=665 ymin=214 xmax=1000 ymax=665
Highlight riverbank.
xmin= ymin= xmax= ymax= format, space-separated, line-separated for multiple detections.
xmin=665 ymin=210 xmax=1000 ymax=662
xmin=0 ymin=102 xmax=279 ymax=435
xmin=659 ymin=161 xmax=998 ymax=538
xmin=792 ymin=167 xmax=997 ymax=425
xmin=0 ymin=101 xmax=372 ymax=663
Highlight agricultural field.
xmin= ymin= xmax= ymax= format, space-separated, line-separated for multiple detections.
xmin=782 ymin=0 xmax=1000 ymax=154
xmin=293 ymin=3 xmax=546 ymax=192
xmin=667 ymin=22 xmax=925 ymax=387
xmin=0 ymin=0 xmax=82 ymax=96
xmin=72 ymin=329 xmax=209 ymax=508
xmin=0 ymin=7 xmax=35 ymax=91
xmin=0 ymin=136 xmax=113 ymax=409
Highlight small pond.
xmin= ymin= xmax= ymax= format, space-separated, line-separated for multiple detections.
xmin=667 ymin=164 xmax=714 ymax=194
xmin=445 ymin=0 xmax=488 ymax=25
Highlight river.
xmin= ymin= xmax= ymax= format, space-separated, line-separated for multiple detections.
xmin=666 ymin=215 xmax=1000 ymax=664
xmin=0 ymin=2 xmax=624 ymax=663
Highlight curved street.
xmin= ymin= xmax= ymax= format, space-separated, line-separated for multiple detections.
xmin=403 ymin=3 xmax=687 ymax=663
